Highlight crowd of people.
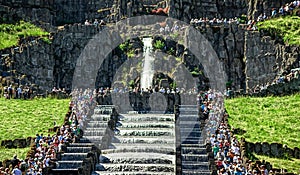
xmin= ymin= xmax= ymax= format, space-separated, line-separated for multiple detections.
xmin=249 ymin=68 xmax=300 ymax=94
xmin=0 ymin=88 xmax=97 ymax=174
xmin=84 ymin=19 xmax=106 ymax=27
xmin=2 ymin=85 xmax=34 ymax=100
xmin=198 ymin=90 xmax=277 ymax=175
xmin=190 ymin=0 xmax=300 ymax=31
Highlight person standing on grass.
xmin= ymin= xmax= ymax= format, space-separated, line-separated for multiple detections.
xmin=17 ymin=86 xmax=22 ymax=99
xmin=8 ymin=85 xmax=13 ymax=99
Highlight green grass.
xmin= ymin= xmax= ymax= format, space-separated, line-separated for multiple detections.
xmin=225 ymin=94 xmax=300 ymax=173
xmin=0 ymin=147 xmax=30 ymax=161
xmin=254 ymin=153 xmax=300 ymax=174
xmin=0 ymin=21 xmax=50 ymax=50
xmin=257 ymin=16 xmax=300 ymax=46
xmin=0 ymin=98 xmax=70 ymax=141
xmin=225 ymin=94 xmax=300 ymax=148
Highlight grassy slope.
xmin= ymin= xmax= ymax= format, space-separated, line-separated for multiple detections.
xmin=0 ymin=21 xmax=49 ymax=50
xmin=0 ymin=147 xmax=30 ymax=161
xmin=255 ymin=154 xmax=300 ymax=174
xmin=0 ymin=98 xmax=69 ymax=161
xmin=0 ymin=98 xmax=69 ymax=141
xmin=257 ymin=16 xmax=300 ymax=46
xmin=225 ymin=94 xmax=300 ymax=173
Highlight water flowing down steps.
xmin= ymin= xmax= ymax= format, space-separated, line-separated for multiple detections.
xmin=50 ymin=106 xmax=114 ymax=175
xmin=179 ymin=105 xmax=211 ymax=175
xmin=93 ymin=113 xmax=177 ymax=175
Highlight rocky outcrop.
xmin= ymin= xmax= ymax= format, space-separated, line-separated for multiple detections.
xmin=170 ymin=0 xmax=248 ymax=22
xmin=197 ymin=23 xmax=246 ymax=90
xmin=247 ymin=0 xmax=292 ymax=20
xmin=244 ymin=31 xmax=300 ymax=91
xmin=0 ymin=1 xmax=300 ymax=93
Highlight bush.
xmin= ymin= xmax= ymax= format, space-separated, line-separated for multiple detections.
xmin=153 ymin=40 xmax=165 ymax=50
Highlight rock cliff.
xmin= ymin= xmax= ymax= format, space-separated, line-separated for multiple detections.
xmin=0 ymin=0 xmax=299 ymax=92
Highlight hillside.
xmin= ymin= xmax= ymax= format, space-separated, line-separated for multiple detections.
xmin=225 ymin=94 xmax=300 ymax=173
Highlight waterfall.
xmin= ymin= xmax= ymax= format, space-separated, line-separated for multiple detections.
xmin=141 ymin=37 xmax=154 ymax=90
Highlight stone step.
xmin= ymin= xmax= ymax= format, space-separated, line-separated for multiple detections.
xmin=181 ymin=144 xmax=207 ymax=148
xmin=181 ymin=139 xmax=203 ymax=144
xmin=91 ymin=115 xmax=112 ymax=121
xmin=92 ymin=171 xmax=175 ymax=175
xmin=180 ymin=127 xmax=201 ymax=131
xmin=51 ymin=169 xmax=79 ymax=175
xmin=97 ymin=163 xmax=175 ymax=172
xmin=102 ymin=145 xmax=175 ymax=155
xmin=181 ymin=162 xmax=210 ymax=170
xmin=119 ymin=123 xmax=174 ymax=129
xmin=80 ymin=136 xmax=103 ymax=142
xmin=61 ymin=153 xmax=88 ymax=161
xmin=83 ymin=130 xmax=106 ymax=136
xmin=179 ymin=109 xmax=198 ymax=112
xmin=68 ymin=143 xmax=95 ymax=147
xmin=181 ymin=154 xmax=208 ymax=162
xmin=181 ymin=147 xmax=207 ymax=154
xmin=119 ymin=114 xmax=175 ymax=122
xmin=101 ymin=148 xmax=175 ymax=155
xmin=182 ymin=170 xmax=211 ymax=175
xmin=179 ymin=115 xmax=200 ymax=121
xmin=86 ymin=122 xmax=108 ymax=128
xmin=181 ymin=140 xmax=203 ymax=144
xmin=111 ymin=136 xmax=175 ymax=144
xmin=56 ymin=160 xmax=82 ymax=169
xmin=100 ymin=152 xmax=175 ymax=164
xmin=66 ymin=147 xmax=92 ymax=153
xmin=180 ymin=122 xmax=201 ymax=128
xmin=180 ymin=131 xmax=201 ymax=137
xmin=116 ymin=129 xmax=175 ymax=137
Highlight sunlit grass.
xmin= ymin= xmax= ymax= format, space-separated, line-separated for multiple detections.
xmin=257 ymin=16 xmax=300 ymax=46
xmin=0 ymin=98 xmax=70 ymax=141
xmin=225 ymin=94 xmax=300 ymax=173
xmin=225 ymin=94 xmax=300 ymax=148
xmin=0 ymin=147 xmax=30 ymax=161
xmin=254 ymin=153 xmax=300 ymax=174
xmin=0 ymin=21 xmax=50 ymax=50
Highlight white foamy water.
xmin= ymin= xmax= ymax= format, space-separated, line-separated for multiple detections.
xmin=141 ymin=37 xmax=154 ymax=90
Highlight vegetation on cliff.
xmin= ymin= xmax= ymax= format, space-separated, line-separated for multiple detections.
xmin=257 ymin=16 xmax=300 ymax=46
xmin=0 ymin=21 xmax=50 ymax=50
xmin=225 ymin=94 xmax=300 ymax=173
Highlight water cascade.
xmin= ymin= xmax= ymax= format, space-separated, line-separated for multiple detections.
xmin=140 ymin=37 xmax=155 ymax=90
xmin=94 ymin=113 xmax=177 ymax=174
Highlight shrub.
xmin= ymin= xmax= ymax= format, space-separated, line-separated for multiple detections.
xmin=153 ymin=40 xmax=165 ymax=50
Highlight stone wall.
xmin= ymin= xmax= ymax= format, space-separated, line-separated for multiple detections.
xmin=0 ymin=0 xmax=295 ymax=25
xmin=51 ymin=24 xmax=102 ymax=90
xmin=244 ymin=31 xmax=300 ymax=91
xmin=247 ymin=141 xmax=300 ymax=159
xmin=0 ymin=0 xmax=54 ymax=24
xmin=1 ymin=22 xmax=299 ymax=92
xmin=170 ymin=0 xmax=248 ymax=22
xmin=0 ymin=0 xmax=113 ymax=25
xmin=197 ymin=23 xmax=246 ymax=90
xmin=247 ymin=0 xmax=292 ymax=20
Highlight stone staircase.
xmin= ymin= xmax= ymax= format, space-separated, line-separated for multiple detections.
xmin=93 ymin=113 xmax=176 ymax=175
xmin=50 ymin=106 xmax=114 ymax=175
xmin=179 ymin=105 xmax=211 ymax=175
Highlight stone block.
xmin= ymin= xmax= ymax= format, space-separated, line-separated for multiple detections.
xmin=254 ymin=142 xmax=262 ymax=154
